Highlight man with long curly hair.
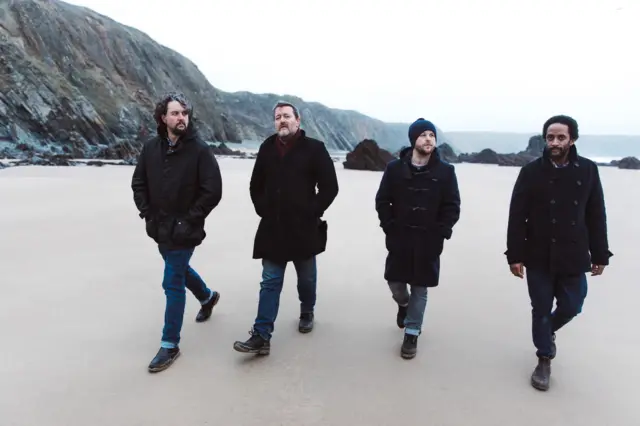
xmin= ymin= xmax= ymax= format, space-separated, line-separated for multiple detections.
xmin=132 ymin=92 xmax=223 ymax=372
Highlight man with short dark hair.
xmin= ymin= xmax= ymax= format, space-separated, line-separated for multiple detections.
xmin=132 ymin=92 xmax=223 ymax=372
xmin=505 ymin=114 xmax=612 ymax=391
xmin=375 ymin=118 xmax=461 ymax=359
xmin=233 ymin=100 xmax=339 ymax=355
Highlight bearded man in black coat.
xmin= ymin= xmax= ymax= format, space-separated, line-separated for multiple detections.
xmin=505 ymin=114 xmax=613 ymax=391
xmin=131 ymin=93 xmax=223 ymax=373
xmin=375 ymin=118 xmax=461 ymax=359
xmin=233 ymin=101 xmax=339 ymax=355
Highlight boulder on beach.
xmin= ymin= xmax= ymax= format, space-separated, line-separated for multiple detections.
xmin=210 ymin=142 xmax=245 ymax=157
xmin=437 ymin=143 xmax=460 ymax=163
xmin=456 ymin=135 xmax=544 ymax=167
xmin=612 ymin=156 xmax=640 ymax=170
xmin=343 ymin=139 xmax=395 ymax=171
xmin=13 ymin=154 xmax=75 ymax=167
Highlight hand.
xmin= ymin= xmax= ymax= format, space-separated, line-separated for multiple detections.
xmin=591 ymin=264 xmax=606 ymax=276
xmin=509 ymin=263 xmax=524 ymax=278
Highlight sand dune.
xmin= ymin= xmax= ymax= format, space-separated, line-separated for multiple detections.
xmin=0 ymin=159 xmax=638 ymax=426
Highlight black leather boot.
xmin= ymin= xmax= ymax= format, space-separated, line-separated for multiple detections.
xmin=531 ymin=357 xmax=551 ymax=391
xmin=148 ymin=347 xmax=180 ymax=373
xmin=233 ymin=330 xmax=271 ymax=355
xmin=401 ymin=334 xmax=418 ymax=359
xmin=298 ymin=312 xmax=314 ymax=333
xmin=196 ymin=291 xmax=220 ymax=322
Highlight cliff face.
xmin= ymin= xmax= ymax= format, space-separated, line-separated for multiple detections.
xmin=0 ymin=0 xmax=422 ymax=160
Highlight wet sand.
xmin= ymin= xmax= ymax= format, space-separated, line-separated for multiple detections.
xmin=1 ymin=158 xmax=638 ymax=426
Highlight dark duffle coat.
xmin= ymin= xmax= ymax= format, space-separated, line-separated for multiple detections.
xmin=250 ymin=130 xmax=339 ymax=262
xmin=375 ymin=146 xmax=461 ymax=287
xmin=505 ymin=144 xmax=613 ymax=274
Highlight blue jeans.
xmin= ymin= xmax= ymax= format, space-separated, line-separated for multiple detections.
xmin=388 ymin=282 xmax=428 ymax=336
xmin=252 ymin=257 xmax=317 ymax=340
xmin=526 ymin=268 xmax=588 ymax=358
xmin=158 ymin=246 xmax=213 ymax=349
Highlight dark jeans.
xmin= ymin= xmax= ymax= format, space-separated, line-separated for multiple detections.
xmin=526 ymin=268 xmax=588 ymax=358
xmin=253 ymin=257 xmax=317 ymax=340
xmin=158 ymin=246 xmax=212 ymax=348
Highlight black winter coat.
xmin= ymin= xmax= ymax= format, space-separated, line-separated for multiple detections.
xmin=375 ymin=147 xmax=461 ymax=287
xmin=131 ymin=127 xmax=222 ymax=249
xmin=250 ymin=130 xmax=339 ymax=262
xmin=505 ymin=145 xmax=613 ymax=274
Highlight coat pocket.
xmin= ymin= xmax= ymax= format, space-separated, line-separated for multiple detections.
xmin=171 ymin=218 xmax=205 ymax=246
xmin=145 ymin=217 xmax=159 ymax=241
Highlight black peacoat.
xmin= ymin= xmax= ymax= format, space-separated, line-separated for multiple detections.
xmin=375 ymin=147 xmax=461 ymax=287
xmin=505 ymin=144 xmax=613 ymax=275
xmin=250 ymin=130 xmax=339 ymax=262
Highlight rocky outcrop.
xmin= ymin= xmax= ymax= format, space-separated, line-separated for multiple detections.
xmin=343 ymin=139 xmax=395 ymax=171
xmin=457 ymin=135 xmax=542 ymax=167
xmin=611 ymin=156 xmax=640 ymax=170
xmin=437 ymin=143 xmax=460 ymax=163
xmin=0 ymin=0 xmax=422 ymax=161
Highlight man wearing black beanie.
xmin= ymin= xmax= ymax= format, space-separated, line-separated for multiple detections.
xmin=375 ymin=118 xmax=461 ymax=359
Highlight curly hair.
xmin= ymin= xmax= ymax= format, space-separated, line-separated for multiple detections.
xmin=543 ymin=115 xmax=579 ymax=141
xmin=153 ymin=92 xmax=194 ymax=137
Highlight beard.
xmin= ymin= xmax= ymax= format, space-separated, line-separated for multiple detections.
xmin=278 ymin=126 xmax=291 ymax=137
xmin=549 ymin=146 xmax=569 ymax=160
xmin=415 ymin=145 xmax=434 ymax=156
xmin=169 ymin=122 xmax=187 ymax=136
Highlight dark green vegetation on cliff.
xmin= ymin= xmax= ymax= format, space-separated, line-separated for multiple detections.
xmin=0 ymin=0 xmax=445 ymax=160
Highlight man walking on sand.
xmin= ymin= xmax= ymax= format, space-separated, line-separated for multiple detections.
xmin=375 ymin=118 xmax=461 ymax=359
xmin=505 ymin=114 xmax=612 ymax=391
xmin=131 ymin=92 xmax=223 ymax=372
xmin=233 ymin=100 xmax=339 ymax=355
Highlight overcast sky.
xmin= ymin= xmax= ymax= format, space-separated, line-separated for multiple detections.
xmin=64 ymin=0 xmax=639 ymax=135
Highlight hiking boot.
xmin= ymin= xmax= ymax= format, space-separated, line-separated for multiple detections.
xmin=196 ymin=291 xmax=220 ymax=322
xmin=298 ymin=312 xmax=314 ymax=333
xmin=233 ymin=330 xmax=270 ymax=355
xmin=531 ymin=357 xmax=551 ymax=391
xmin=396 ymin=304 xmax=408 ymax=328
xmin=550 ymin=333 xmax=556 ymax=359
xmin=148 ymin=347 xmax=180 ymax=373
xmin=400 ymin=334 xmax=418 ymax=359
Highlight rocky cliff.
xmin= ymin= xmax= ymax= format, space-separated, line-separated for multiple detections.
xmin=0 ymin=0 xmax=422 ymax=160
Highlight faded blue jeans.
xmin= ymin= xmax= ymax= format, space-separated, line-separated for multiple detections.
xmin=526 ymin=268 xmax=588 ymax=358
xmin=158 ymin=247 xmax=214 ymax=349
xmin=252 ymin=257 xmax=317 ymax=340
xmin=388 ymin=282 xmax=428 ymax=336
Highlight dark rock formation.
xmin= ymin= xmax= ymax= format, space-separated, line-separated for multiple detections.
xmin=524 ymin=134 xmax=545 ymax=156
xmin=343 ymin=139 xmax=395 ymax=171
xmin=12 ymin=153 xmax=74 ymax=167
xmin=0 ymin=0 xmax=431 ymax=161
xmin=210 ymin=142 xmax=244 ymax=157
xmin=456 ymin=134 xmax=543 ymax=167
xmin=437 ymin=143 xmax=460 ymax=163
xmin=611 ymin=156 xmax=640 ymax=170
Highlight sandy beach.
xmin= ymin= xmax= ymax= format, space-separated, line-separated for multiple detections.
xmin=0 ymin=158 xmax=638 ymax=426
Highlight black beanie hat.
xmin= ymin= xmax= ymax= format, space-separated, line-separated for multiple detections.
xmin=408 ymin=118 xmax=437 ymax=146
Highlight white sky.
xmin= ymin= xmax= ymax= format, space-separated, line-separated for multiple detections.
xmin=63 ymin=0 xmax=640 ymax=135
